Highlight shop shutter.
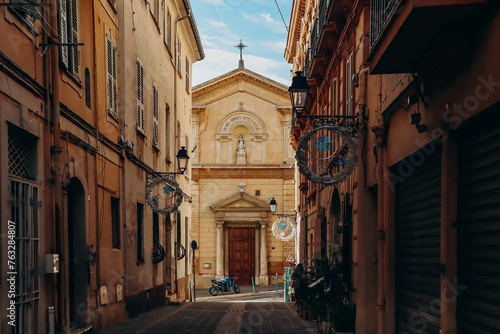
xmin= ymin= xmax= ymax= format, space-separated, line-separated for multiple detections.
xmin=457 ymin=109 xmax=500 ymax=333
xmin=395 ymin=145 xmax=442 ymax=334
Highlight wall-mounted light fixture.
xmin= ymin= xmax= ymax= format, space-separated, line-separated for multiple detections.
xmin=269 ymin=198 xmax=295 ymax=218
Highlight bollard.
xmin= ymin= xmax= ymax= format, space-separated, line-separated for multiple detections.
xmin=275 ymin=273 xmax=278 ymax=292
xmin=252 ymin=277 xmax=255 ymax=293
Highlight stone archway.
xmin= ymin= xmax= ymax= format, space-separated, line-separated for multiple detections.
xmin=215 ymin=103 xmax=268 ymax=164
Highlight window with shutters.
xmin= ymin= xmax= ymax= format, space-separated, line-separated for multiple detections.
xmin=9 ymin=0 xmax=40 ymax=29
xmin=177 ymin=37 xmax=182 ymax=74
xmin=137 ymin=203 xmax=144 ymax=264
xmin=106 ymin=38 xmax=118 ymax=117
xmin=164 ymin=7 xmax=172 ymax=53
xmin=149 ymin=0 xmax=160 ymax=29
xmin=165 ymin=103 xmax=171 ymax=161
xmin=345 ymin=54 xmax=353 ymax=116
xmin=136 ymin=58 xmax=145 ymax=132
xmin=332 ymin=77 xmax=338 ymax=115
xmin=185 ymin=57 xmax=190 ymax=92
xmin=153 ymin=84 xmax=159 ymax=148
xmin=59 ymin=0 xmax=80 ymax=77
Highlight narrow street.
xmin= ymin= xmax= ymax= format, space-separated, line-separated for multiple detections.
xmin=97 ymin=289 xmax=317 ymax=334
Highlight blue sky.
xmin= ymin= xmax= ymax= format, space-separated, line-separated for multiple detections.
xmin=190 ymin=0 xmax=293 ymax=87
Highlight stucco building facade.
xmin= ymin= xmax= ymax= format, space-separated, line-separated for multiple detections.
xmin=0 ymin=0 xmax=203 ymax=332
xmin=286 ymin=0 xmax=500 ymax=333
xmin=191 ymin=61 xmax=296 ymax=288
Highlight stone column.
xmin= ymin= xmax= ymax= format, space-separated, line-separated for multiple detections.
xmin=259 ymin=223 xmax=269 ymax=285
xmin=216 ymin=223 xmax=224 ymax=279
xmin=255 ymin=226 xmax=260 ymax=285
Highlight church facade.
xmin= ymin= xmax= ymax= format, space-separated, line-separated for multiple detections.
xmin=191 ymin=61 xmax=296 ymax=287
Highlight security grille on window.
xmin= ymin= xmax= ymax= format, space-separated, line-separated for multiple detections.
xmin=10 ymin=181 xmax=40 ymax=334
xmin=8 ymin=126 xmax=37 ymax=180
xmin=106 ymin=38 xmax=117 ymax=117
xmin=136 ymin=58 xmax=145 ymax=131
xmin=153 ymin=84 xmax=159 ymax=147
xmin=59 ymin=0 xmax=80 ymax=76
xmin=185 ymin=57 xmax=190 ymax=91
xmin=346 ymin=54 xmax=353 ymax=116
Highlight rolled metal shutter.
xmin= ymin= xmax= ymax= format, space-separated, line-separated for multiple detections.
xmin=457 ymin=109 xmax=500 ymax=333
xmin=395 ymin=146 xmax=442 ymax=334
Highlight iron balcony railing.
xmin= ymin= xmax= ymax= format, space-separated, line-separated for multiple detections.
xmin=370 ymin=0 xmax=402 ymax=49
xmin=311 ymin=18 xmax=320 ymax=55
xmin=318 ymin=0 xmax=331 ymax=29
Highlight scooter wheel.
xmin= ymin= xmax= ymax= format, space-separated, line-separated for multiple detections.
xmin=209 ymin=286 xmax=219 ymax=296
xmin=234 ymin=285 xmax=240 ymax=293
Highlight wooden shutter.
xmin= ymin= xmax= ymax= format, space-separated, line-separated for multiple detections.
xmin=185 ymin=57 xmax=189 ymax=91
xmin=153 ymin=84 xmax=159 ymax=146
xmin=70 ymin=0 xmax=79 ymax=75
xmin=177 ymin=38 xmax=181 ymax=73
xmin=395 ymin=146 xmax=442 ymax=334
xmin=346 ymin=54 xmax=353 ymax=116
xmin=136 ymin=59 xmax=144 ymax=131
xmin=106 ymin=38 xmax=117 ymax=116
xmin=457 ymin=109 xmax=500 ymax=333
xmin=59 ymin=0 xmax=68 ymax=68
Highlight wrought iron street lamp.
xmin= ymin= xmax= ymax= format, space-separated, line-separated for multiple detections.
xmin=288 ymin=71 xmax=360 ymax=133
xmin=289 ymin=71 xmax=309 ymax=114
xmin=176 ymin=146 xmax=190 ymax=175
xmin=269 ymin=198 xmax=295 ymax=218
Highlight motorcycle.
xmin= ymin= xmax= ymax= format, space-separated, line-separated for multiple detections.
xmin=209 ymin=277 xmax=240 ymax=296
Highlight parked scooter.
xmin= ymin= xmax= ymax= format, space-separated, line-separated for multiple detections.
xmin=209 ymin=277 xmax=240 ymax=296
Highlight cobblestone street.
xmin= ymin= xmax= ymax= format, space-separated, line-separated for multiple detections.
xmin=96 ymin=298 xmax=317 ymax=334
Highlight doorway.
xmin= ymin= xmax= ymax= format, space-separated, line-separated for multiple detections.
xmin=67 ymin=178 xmax=88 ymax=328
xmin=228 ymin=228 xmax=255 ymax=285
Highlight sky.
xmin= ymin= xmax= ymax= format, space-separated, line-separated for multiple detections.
xmin=190 ymin=0 xmax=293 ymax=87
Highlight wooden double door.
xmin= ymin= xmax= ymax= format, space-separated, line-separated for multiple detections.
xmin=228 ymin=227 xmax=255 ymax=285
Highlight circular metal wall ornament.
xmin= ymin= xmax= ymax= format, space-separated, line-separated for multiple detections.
xmin=272 ymin=216 xmax=296 ymax=242
xmin=296 ymin=125 xmax=357 ymax=185
xmin=146 ymin=176 xmax=183 ymax=214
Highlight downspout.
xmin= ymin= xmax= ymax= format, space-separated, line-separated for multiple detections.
xmin=173 ymin=7 xmax=191 ymax=299
xmin=372 ymin=125 xmax=385 ymax=334
xmin=50 ymin=0 xmax=65 ymax=331
xmin=91 ymin=0 xmax=101 ymax=291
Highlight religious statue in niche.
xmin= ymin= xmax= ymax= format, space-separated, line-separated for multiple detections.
xmin=236 ymin=135 xmax=247 ymax=164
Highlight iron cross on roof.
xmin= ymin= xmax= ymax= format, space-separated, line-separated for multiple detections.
xmin=235 ymin=39 xmax=247 ymax=60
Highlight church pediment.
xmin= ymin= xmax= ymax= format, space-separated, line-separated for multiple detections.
xmin=211 ymin=192 xmax=270 ymax=212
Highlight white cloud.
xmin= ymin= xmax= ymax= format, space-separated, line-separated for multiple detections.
xmin=260 ymin=40 xmax=286 ymax=53
xmin=200 ymin=0 xmax=224 ymax=4
xmin=206 ymin=19 xmax=227 ymax=29
xmin=243 ymin=11 xmax=285 ymax=34
xmin=192 ymin=48 xmax=292 ymax=87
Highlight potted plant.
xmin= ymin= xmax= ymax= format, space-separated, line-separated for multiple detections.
xmin=331 ymin=303 xmax=355 ymax=334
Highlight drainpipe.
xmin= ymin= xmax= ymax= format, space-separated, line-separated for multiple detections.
xmin=173 ymin=7 xmax=191 ymax=299
xmin=50 ymin=0 xmax=65 ymax=332
xmin=372 ymin=125 xmax=385 ymax=334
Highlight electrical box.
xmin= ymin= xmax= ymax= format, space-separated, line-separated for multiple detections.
xmin=45 ymin=254 xmax=59 ymax=274
xmin=100 ymin=285 xmax=108 ymax=305
xmin=115 ymin=284 xmax=123 ymax=302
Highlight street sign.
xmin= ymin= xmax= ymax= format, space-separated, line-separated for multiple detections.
xmin=286 ymin=253 xmax=296 ymax=263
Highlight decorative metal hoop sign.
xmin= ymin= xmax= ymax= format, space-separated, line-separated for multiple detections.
xmin=296 ymin=125 xmax=357 ymax=185
xmin=272 ymin=217 xmax=296 ymax=242
xmin=146 ymin=176 xmax=183 ymax=214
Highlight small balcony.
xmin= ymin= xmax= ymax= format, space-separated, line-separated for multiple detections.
xmin=368 ymin=0 xmax=488 ymax=75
